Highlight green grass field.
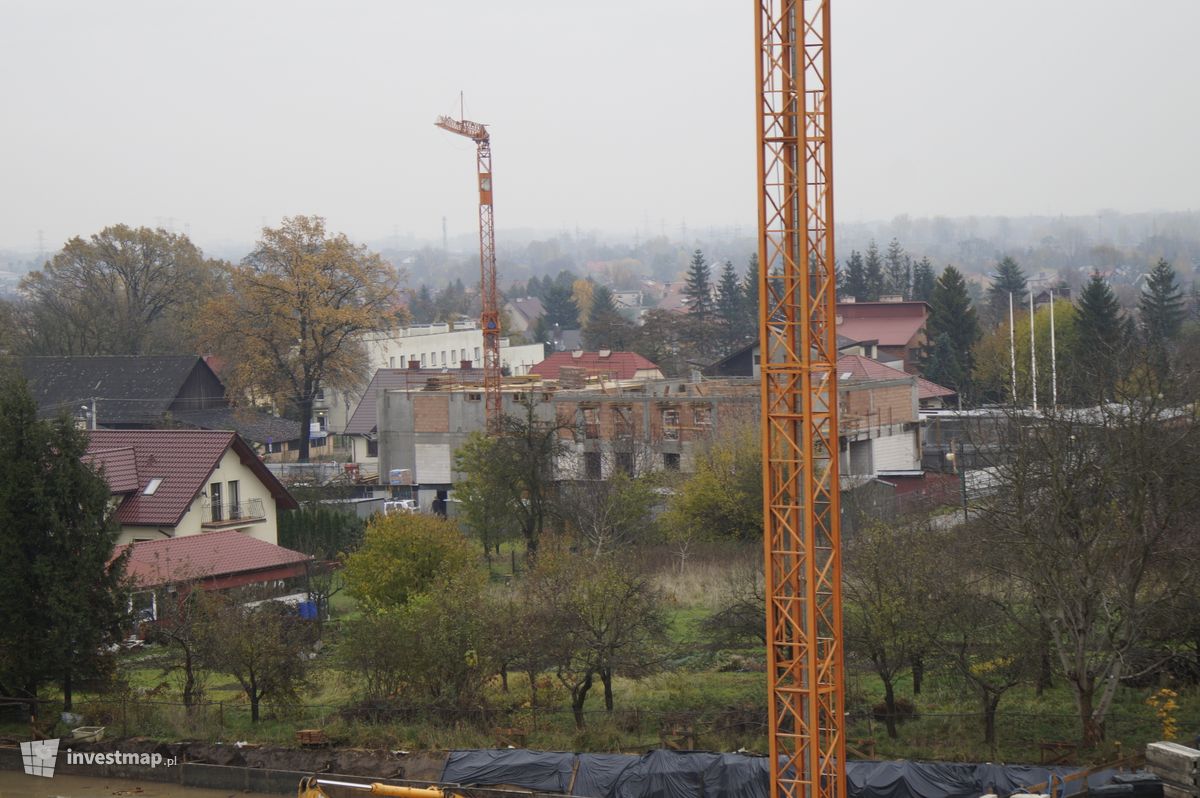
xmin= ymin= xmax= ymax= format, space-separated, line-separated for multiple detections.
xmin=4 ymin=543 xmax=1196 ymax=764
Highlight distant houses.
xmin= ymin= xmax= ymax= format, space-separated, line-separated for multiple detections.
xmin=17 ymin=355 xmax=303 ymax=457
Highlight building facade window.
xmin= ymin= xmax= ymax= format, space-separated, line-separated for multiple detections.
xmin=663 ymin=452 xmax=680 ymax=470
xmin=584 ymin=451 xmax=602 ymax=480
xmin=662 ymin=408 xmax=680 ymax=441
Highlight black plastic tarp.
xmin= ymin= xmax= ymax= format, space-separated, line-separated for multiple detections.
xmin=606 ymin=750 xmax=769 ymax=798
xmin=441 ymin=748 xmax=1126 ymax=798
xmin=442 ymin=749 xmax=575 ymax=793
xmin=574 ymin=754 xmax=639 ymax=798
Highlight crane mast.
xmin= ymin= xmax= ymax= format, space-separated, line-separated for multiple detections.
xmin=755 ymin=2 xmax=845 ymax=798
xmin=435 ymin=114 xmax=503 ymax=432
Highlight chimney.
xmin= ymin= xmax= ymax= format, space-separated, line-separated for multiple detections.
xmin=408 ymin=359 xmax=420 ymax=370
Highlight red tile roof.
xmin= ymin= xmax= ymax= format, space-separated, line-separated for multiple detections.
xmin=837 ymin=354 xmax=955 ymax=400
xmin=530 ymin=351 xmax=662 ymax=380
xmin=82 ymin=447 xmax=139 ymax=493
xmin=117 ymin=530 xmax=311 ymax=589
xmin=86 ymin=429 xmax=297 ymax=527
xmin=837 ymin=301 xmax=929 ymax=347
xmin=915 ymin=376 xmax=956 ymax=401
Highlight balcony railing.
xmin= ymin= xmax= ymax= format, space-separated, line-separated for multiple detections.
xmin=204 ymin=498 xmax=266 ymax=527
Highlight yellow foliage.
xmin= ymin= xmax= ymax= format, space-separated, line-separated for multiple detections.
xmin=196 ymin=216 xmax=403 ymax=450
xmin=1146 ymin=688 xmax=1180 ymax=740
xmin=343 ymin=512 xmax=481 ymax=612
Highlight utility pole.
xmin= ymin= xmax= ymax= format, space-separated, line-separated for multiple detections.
xmin=1049 ymin=287 xmax=1057 ymax=409
xmin=1008 ymin=292 xmax=1017 ymax=405
xmin=1029 ymin=289 xmax=1038 ymax=412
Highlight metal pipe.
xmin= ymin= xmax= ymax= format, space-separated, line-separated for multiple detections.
xmin=309 ymin=778 xmax=446 ymax=798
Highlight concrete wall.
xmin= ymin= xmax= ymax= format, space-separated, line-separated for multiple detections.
xmin=117 ymin=448 xmax=281 ymax=546
xmin=317 ymin=326 xmax=545 ymax=435
xmin=872 ymin=428 xmax=920 ymax=472
xmin=841 ymin=380 xmax=918 ymax=430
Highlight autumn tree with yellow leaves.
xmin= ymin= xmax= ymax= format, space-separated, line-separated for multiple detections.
xmin=199 ymin=216 xmax=403 ymax=461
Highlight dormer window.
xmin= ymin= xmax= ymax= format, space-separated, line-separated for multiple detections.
xmin=143 ymin=478 xmax=163 ymax=496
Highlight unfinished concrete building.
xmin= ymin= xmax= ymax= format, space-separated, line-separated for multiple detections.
xmin=366 ymin=365 xmax=926 ymax=513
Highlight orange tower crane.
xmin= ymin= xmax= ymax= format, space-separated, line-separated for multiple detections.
xmin=755 ymin=2 xmax=846 ymax=798
xmin=435 ymin=113 xmax=503 ymax=431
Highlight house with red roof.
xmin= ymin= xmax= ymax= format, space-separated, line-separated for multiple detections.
xmin=530 ymin=350 xmax=664 ymax=382
xmin=118 ymin=530 xmax=315 ymax=624
xmin=836 ymin=300 xmax=930 ymax=372
xmin=85 ymin=429 xmax=298 ymax=546
xmin=119 ymin=530 xmax=312 ymax=593
xmin=837 ymin=354 xmax=957 ymax=409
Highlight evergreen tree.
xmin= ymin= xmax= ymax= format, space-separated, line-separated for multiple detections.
xmin=683 ymin=249 xmax=714 ymax=319
xmin=843 ymin=250 xmax=868 ymax=301
xmin=715 ymin=260 xmax=748 ymax=353
xmin=407 ymin=284 xmax=436 ymax=324
xmin=1072 ymin=273 xmax=1127 ymax=401
xmin=0 ymin=373 xmax=129 ymax=713
xmin=1139 ymin=258 xmax=1185 ymax=345
xmin=582 ymin=285 xmax=635 ymax=350
xmin=987 ymin=257 xmax=1027 ymax=325
xmin=884 ymin=238 xmax=911 ymax=298
xmin=863 ymin=241 xmax=885 ymax=301
xmin=923 ymin=332 xmax=967 ymax=400
xmin=742 ymin=254 xmax=759 ymax=333
xmin=911 ymin=257 xmax=936 ymax=302
xmin=542 ymin=282 xmax=580 ymax=329
xmin=924 ymin=265 xmax=980 ymax=398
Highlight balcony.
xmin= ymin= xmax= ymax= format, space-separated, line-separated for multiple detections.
xmin=203 ymin=498 xmax=266 ymax=528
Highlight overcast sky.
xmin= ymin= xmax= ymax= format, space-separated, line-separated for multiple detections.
xmin=2 ymin=1 xmax=1198 ymax=254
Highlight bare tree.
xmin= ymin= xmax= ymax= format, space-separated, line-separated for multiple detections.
xmin=975 ymin=392 xmax=1200 ymax=746
xmin=843 ymin=520 xmax=940 ymax=739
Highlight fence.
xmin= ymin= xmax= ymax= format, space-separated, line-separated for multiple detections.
xmin=60 ymin=696 xmax=1165 ymax=763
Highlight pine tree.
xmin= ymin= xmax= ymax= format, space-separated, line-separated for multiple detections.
xmin=582 ymin=285 xmax=635 ymax=350
xmin=683 ymin=249 xmax=714 ymax=318
xmin=0 ymin=373 xmax=128 ymax=712
xmin=923 ymin=332 xmax=967 ymax=400
xmin=863 ymin=241 xmax=885 ymax=301
xmin=1139 ymin=258 xmax=1185 ymax=345
xmin=843 ymin=250 xmax=868 ymax=301
xmin=884 ymin=238 xmax=911 ymax=298
xmin=742 ymin=254 xmax=759 ymax=331
xmin=715 ymin=260 xmax=748 ymax=353
xmin=911 ymin=257 xmax=936 ymax=302
xmin=1072 ymin=273 xmax=1127 ymax=401
xmin=987 ymin=257 xmax=1027 ymax=325
xmin=925 ymin=265 xmax=980 ymax=397
xmin=542 ymin=282 xmax=580 ymax=328
xmin=408 ymin=284 xmax=436 ymax=324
